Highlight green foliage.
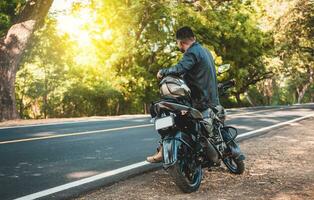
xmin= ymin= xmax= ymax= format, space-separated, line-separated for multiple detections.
xmin=166 ymin=0 xmax=274 ymax=105
xmin=62 ymin=81 xmax=123 ymax=117
xmin=16 ymin=16 xmax=127 ymax=118
xmin=274 ymin=0 xmax=314 ymax=104
xmin=13 ymin=0 xmax=314 ymax=118
xmin=16 ymin=18 xmax=72 ymax=118
xmin=0 ymin=0 xmax=26 ymax=37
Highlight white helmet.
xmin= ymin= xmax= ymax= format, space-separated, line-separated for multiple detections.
xmin=159 ymin=76 xmax=191 ymax=98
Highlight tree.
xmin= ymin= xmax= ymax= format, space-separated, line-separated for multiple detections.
xmin=275 ymin=0 xmax=314 ymax=103
xmin=6 ymin=0 xmax=312 ymax=119
xmin=170 ymin=1 xmax=274 ymax=105
xmin=16 ymin=18 xmax=75 ymax=119
xmin=0 ymin=0 xmax=53 ymax=121
xmin=88 ymin=0 xmax=180 ymax=113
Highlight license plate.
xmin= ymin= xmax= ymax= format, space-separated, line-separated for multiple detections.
xmin=155 ymin=116 xmax=174 ymax=130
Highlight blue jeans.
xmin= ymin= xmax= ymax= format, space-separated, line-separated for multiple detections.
xmin=201 ymin=108 xmax=214 ymax=133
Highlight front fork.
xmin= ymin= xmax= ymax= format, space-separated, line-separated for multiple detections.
xmin=217 ymin=125 xmax=245 ymax=161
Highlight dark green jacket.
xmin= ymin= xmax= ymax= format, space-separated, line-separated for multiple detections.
xmin=160 ymin=42 xmax=219 ymax=111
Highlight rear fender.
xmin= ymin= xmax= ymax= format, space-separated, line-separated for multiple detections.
xmin=162 ymin=131 xmax=194 ymax=169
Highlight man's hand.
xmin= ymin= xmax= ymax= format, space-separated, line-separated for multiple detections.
xmin=157 ymin=70 xmax=163 ymax=80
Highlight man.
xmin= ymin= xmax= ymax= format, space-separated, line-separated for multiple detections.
xmin=147 ymin=26 xmax=220 ymax=163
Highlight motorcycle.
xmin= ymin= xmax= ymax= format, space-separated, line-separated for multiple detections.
xmin=150 ymin=75 xmax=245 ymax=193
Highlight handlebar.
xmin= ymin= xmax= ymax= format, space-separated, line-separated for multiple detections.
xmin=218 ymin=79 xmax=235 ymax=89
xmin=218 ymin=79 xmax=235 ymax=96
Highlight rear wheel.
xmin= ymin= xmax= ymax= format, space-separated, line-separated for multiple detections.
xmin=168 ymin=143 xmax=202 ymax=193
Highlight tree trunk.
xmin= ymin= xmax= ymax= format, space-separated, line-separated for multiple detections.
xmin=297 ymin=82 xmax=311 ymax=104
xmin=43 ymin=92 xmax=48 ymax=118
xmin=43 ymin=64 xmax=48 ymax=118
xmin=144 ymin=103 xmax=148 ymax=114
xmin=235 ymin=93 xmax=242 ymax=106
xmin=116 ymin=102 xmax=120 ymax=115
xmin=245 ymin=93 xmax=255 ymax=107
xmin=0 ymin=0 xmax=53 ymax=121
xmin=297 ymin=66 xmax=314 ymax=104
xmin=18 ymin=94 xmax=24 ymax=119
xmin=266 ymin=95 xmax=271 ymax=105
xmin=0 ymin=68 xmax=18 ymax=120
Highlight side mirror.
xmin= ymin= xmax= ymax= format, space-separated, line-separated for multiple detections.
xmin=217 ymin=64 xmax=231 ymax=74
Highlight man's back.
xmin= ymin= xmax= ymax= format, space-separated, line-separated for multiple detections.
xmin=183 ymin=42 xmax=219 ymax=111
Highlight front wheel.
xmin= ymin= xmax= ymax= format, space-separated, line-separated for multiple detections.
xmin=168 ymin=144 xmax=202 ymax=193
xmin=223 ymin=156 xmax=245 ymax=174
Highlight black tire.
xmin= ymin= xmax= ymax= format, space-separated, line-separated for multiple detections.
xmin=223 ymin=156 xmax=245 ymax=174
xmin=168 ymin=144 xmax=202 ymax=193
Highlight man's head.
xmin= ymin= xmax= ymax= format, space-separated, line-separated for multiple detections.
xmin=176 ymin=26 xmax=196 ymax=53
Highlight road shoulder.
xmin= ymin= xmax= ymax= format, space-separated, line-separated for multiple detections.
xmin=75 ymin=118 xmax=314 ymax=200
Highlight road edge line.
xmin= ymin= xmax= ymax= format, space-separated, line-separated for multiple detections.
xmin=14 ymin=161 xmax=150 ymax=200
xmin=237 ymin=113 xmax=314 ymax=140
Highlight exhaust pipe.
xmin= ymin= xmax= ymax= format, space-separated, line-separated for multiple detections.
xmin=200 ymin=137 xmax=219 ymax=164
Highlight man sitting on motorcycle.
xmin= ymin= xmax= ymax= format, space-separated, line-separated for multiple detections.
xmin=147 ymin=26 xmax=221 ymax=163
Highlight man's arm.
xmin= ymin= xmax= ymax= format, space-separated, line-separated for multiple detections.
xmin=160 ymin=51 xmax=197 ymax=77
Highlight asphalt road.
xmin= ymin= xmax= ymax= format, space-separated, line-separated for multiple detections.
xmin=0 ymin=104 xmax=313 ymax=200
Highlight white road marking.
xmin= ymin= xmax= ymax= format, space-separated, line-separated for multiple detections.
xmin=227 ymin=107 xmax=283 ymax=117
xmin=237 ymin=113 xmax=314 ymax=139
xmin=14 ymin=161 xmax=149 ymax=200
xmin=13 ymin=114 xmax=314 ymax=200
xmin=0 ymin=124 xmax=153 ymax=145
xmin=0 ymin=115 xmax=150 ymax=130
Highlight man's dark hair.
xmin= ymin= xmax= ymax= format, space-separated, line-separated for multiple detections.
xmin=176 ymin=26 xmax=195 ymax=41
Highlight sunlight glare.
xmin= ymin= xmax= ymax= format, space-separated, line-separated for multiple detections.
xmin=56 ymin=10 xmax=92 ymax=47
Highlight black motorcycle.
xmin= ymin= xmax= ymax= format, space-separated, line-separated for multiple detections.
xmin=150 ymin=76 xmax=245 ymax=193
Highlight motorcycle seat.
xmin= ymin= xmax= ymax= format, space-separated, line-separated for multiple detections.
xmin=156 ymin=101 xmax=203 ymax=120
